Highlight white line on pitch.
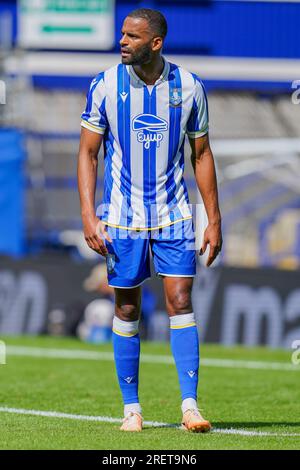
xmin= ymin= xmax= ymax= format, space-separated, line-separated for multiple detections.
xmin=0 ymin=406 xmax=299 ymax=438
xmin=6 ymin=346 xmax=300 ymax=372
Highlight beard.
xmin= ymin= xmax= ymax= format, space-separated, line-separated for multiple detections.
xmin=121 ymin=43 xmax=152 ymax=65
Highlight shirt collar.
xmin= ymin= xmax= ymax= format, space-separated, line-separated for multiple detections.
xmin=127 ymin=57 xmax=170 ymax=86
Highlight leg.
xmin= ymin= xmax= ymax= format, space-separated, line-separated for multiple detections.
xmin=151 ymin=219 xmax=211 ymax=431
xmin=163 ymin=276 xmax=211 ymax=432
xmin=152 ymin=220 xmax=199 ymax=407
xmin=112 ymin=287 xmax=143 ymax=430
xmin=104 ymin=226 xmax=150 ymax=430
xmin=163 ymin=277 xmax=199 ymax=404
xmin=163 ymin=276 xmax=193 ymax=318
xmin=115 ymin=286 xmax=141 ymax=322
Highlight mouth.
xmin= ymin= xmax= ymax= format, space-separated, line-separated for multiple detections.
xmin=121 ymin=50 xmax=131 ymax=58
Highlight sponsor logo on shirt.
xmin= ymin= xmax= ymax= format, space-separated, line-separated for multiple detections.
xmin=132 ymin=113 xmax=168 ymax=149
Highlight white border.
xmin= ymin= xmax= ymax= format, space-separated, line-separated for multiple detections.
xmin=157 ymin=273 xmax=196 ymax=278
xmin=108 ymin=277 xmax=151 ymax=289
xmin=6 ymin=345 xmax=300 ymax=371
xmin=5 ymin=53 xmax=300 ymax=82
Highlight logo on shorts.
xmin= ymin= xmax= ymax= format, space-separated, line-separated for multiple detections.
xmin=106 ymin=253 xmax=115 ymax=274
xmin=132 ymin=113 xmax=168 ymax=150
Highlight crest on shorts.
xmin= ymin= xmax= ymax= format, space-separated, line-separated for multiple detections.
xmin=106 ymin=253 xmax=115 ymax=274
xmin=169 ymin=87 xmax=182 ymax=107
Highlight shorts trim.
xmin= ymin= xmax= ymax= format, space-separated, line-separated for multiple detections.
xmin=108 ymin=277 xmax=151 ymax=289
xmin=101 ymin=216 xmax=192 ymax=232
xmin=157 ymin=273 xmax=196 ymax=278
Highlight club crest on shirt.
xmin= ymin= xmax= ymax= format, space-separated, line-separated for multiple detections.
xmin=169 ymin=87 xmax=182 ymax=107
xmin=132 ymin=113 xmax=168 ymax=149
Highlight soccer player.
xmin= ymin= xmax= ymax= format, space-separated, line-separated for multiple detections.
xmin=78 ymin=8 xmax=222 ymax=432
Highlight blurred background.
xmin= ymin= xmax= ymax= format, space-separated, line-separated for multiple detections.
xmin=0 ymin=0 xmax=300 ymax=348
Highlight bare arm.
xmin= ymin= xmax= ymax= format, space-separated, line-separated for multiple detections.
xmin=189 ymin=133 xmax=222 ymax=267
xmin=77 ymin=127 xmax=111 ymax=256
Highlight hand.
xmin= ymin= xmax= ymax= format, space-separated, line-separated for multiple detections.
xmin=200 ymin=221 xmax=222 ymax=267
xmin=82 ymin=214 xmax=112 ymax=257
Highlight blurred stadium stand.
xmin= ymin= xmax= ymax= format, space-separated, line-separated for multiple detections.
xmin=0 ymin=0 xmax=300 ymax=269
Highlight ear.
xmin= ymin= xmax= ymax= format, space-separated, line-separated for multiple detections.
xmin=152 ymin=36 xmax=163 ymax=52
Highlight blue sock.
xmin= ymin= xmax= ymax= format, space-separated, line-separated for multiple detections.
xmin=112 ymin=316 xmax=141 ymax=408
xmin=170 ymin=313 xmax=199 ymax=402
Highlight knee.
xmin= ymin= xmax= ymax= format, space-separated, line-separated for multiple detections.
xmin=115 ymin=302 xmax=140 ymax=322
xmin=166 ymin=290 xmax=192 ymax=316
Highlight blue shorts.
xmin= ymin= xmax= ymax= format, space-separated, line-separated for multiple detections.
xmin=104 ymin=218 xmax=196 ymax=288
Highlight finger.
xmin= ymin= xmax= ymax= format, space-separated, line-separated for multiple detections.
xmin=97 ymin=238 xmax=108 ymax=255
xmin=91 ymin=234 xmax=108 ymax=255
xmin=96 ymin=220 xmax=112 ymax=244
xmin=97 ymin=248 xmax=107 ymax=257
xmin=98 ymin=230 xmax=110 ymax=245
xmin=206 ymin=245 xmax=218 ymax=267
xmin=200 ymin=239 xmax=208 ymax=256
xmin=208 ymin=244 xmax=222 ymax=266
xmin=206 ymin=256 xmax=215 ymax=267
xmin=85 ymin=238 xmax=95 ymax=252
xmin=86 ymin=238 xmax=104 ymax=256
xmin=93 ymin=243 xmax=108 ymax=257
xmin=103 ymin=225 xmax=112 ymax=244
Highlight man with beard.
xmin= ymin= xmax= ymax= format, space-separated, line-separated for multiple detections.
xmin=78 ymin=8 xmax=222 ymax=432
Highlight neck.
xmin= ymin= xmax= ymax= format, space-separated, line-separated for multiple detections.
xmin=133 ymin=55 xmax=164 ymax=85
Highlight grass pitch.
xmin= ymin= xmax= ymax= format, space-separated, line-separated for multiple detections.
xmin=0 ymin=335 xmax=299 ymax=450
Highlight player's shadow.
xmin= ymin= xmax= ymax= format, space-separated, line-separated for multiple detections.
xmin=213 ymin=421 xmax=300 ymax=428
xmin=213 ymin=421 xmax=300 ymax=429
xmin=141 ymin=421 xmax=300 ymax=432
xmin=143 ymin=423 xmax=181 ymax=431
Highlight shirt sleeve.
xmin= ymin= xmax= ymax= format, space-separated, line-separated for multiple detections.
xmin=81 ymin=73 xmax=108 ymax=135
xmin=186 ymin=76 xmax=209 ymax=139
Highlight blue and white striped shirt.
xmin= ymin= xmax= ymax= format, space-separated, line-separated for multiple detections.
xmin=81 ymin=58 xmax=209 ymax=230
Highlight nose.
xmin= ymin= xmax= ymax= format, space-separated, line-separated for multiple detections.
xmin=120 ymin=34 xmax=127 ymax=47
